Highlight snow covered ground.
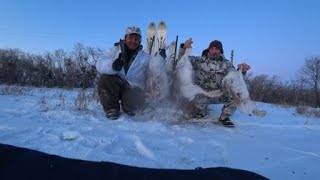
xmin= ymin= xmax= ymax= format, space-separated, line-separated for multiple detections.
xmin=0 ymin=86 xmax=319 ymax=179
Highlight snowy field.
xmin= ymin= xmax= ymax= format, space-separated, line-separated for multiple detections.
xmin=0 ymin=86 xmax=319 ymax=179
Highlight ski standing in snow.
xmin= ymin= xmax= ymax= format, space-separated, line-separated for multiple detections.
xmin=145 ymin=21 xmax=170 ymax=103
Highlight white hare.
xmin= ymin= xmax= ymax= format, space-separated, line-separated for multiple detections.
xmin=222 ymin=68 xmax=266 ymax=117
xmin=174 ymin=52 xmax=223 ymax=101
xmin=145 ymin=54 xmax=170 ymax=103
xmin=174 ymin=48 xmax=266 ymax=117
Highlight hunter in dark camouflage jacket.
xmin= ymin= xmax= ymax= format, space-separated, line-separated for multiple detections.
xmin=177 ymin=39 xmax=250 ymax=127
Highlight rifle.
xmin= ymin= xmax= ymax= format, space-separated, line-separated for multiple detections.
xmin=112 ymin=39 xmax=127 ymax=72
xmin=172 ymin=36 xmax=179 ymax=71
xmin=119 ymin=39 xmax=127 ymax=64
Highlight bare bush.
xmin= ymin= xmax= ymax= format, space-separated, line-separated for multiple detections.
xmin=297 ymin=56 xmax=320 ymax=107
xmin=247 ymin=74 xmax=283 ymax=103
xmin=4 ymin=46 xmax=317 ymax=108
xmin=296 ymin=106 xmax=320 ymax=118
xmin=92 ymin=86 xmax=100 ymax=102
xmin=0 ymin=85 xmax=32 ymax=95
xmin=0 ymin=46 xmax=98 ymax=89
xmin=58 ymin=92 xmax=66 ymax=109
xmin=312 ymin=109 xmax=320 ymax=118
xmin=296 ymin=106 xmax=308 ymax=115
xmin=39 ymin=96 xmax=49 ymax=112
xmin=74 ymin=89 xmax=89 ymax=111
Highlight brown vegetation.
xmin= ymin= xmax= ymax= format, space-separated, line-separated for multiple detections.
xmin=0 ymin=46 xmax=319 ymax=108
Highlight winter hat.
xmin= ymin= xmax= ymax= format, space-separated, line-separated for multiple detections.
xmin=208 ymin=40 xmax=224 ymax=54
xmin=125 ymin=26 xmax=141 ymax=37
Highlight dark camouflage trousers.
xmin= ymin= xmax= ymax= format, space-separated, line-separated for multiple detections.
xmin=182 ymin=92 xmax=237 ymax=119
xmin=98 ymin=74 xmax=145 ymax=113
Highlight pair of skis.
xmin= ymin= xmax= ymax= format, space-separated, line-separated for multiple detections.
xmin=146 ymin=21 xmax=179 ymax=67
xmin=146 ymin=21 xmax=181 ymax=78
xmin=145 ymin=21 xmax=167 ymax=56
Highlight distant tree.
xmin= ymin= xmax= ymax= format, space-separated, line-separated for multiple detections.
xmin=87 ymin=47 xmax=103 ymax=65
xmin=0 ymin=49 xmax=28 ymax=85
xmin=72 ymin=43 xmax=90 ymax=88
xmin=289 ymin=79 xmax=313 ymax=106
xmin=87 ymin=47 xmax=102 ymax=86
xmin=247 ymin=74 xmax=281 ymax=102
xmin=71 ymin=43 xmax=100 ymax=89
xmin=298 ymin=56 xmax=320 ymax=107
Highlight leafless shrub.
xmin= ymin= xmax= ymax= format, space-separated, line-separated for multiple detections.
xmin=296 ymin=106 xmax=320 ymax=118
xmin=58 ymin=92 xmax=65 ymax=109
xmin=0 ymin=47 xmax=98 ymax=89
xmin=92 ymin=86 xmax=100 ymax=102
xmin=296 ymin=106 xmax=308 ymax=115
xmin=0 ymin=85 xmax=31 ymax=95
xmin=39 ymin=96 xmax=49 ymax=112
xmin=297 ymin=56 xmax=320 ymax=107
xmin=74 ymin=89 xmax=89 ymax=111
xmin=311 ymin=109 xmax=320 ymax=118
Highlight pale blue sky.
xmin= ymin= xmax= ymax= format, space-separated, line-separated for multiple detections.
xmin=1 ymin=0 xmax=319 ymax=81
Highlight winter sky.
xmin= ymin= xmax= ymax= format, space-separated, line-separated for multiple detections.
xmin=0 ymin=0 xmax=319 ymax=81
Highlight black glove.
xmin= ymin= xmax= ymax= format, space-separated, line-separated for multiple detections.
xmin=159 ymin=49 xmax=166 ymax=59
xmin=112 ymin=53 xmax=123 ymax=71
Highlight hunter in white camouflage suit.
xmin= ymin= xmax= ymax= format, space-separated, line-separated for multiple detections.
xmin=177 ymin=39 xmax=250 ymax=127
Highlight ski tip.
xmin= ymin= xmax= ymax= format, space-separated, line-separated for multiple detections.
xmin=159 ymin=20 xmax=166 ymax=26
xmin=148 ymin=22 xmax=155 ymax=27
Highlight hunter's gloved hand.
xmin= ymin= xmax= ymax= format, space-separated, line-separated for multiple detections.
xmin=159 ymin=49 xmax=166 ymax=59
xmin=183 ymin=38 xmax=193 ymax=49
xmin=112 ymin=53 xmax=123 ymax=71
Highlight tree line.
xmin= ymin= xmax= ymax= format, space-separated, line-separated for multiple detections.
xmin=0 ymin=43 xmax=102 ymax=89
xmin=0 ymin=45 xmax=319 ymax=107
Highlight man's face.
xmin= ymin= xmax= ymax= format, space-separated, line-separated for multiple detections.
xmin=208 ymin=47 xmax=221 ymax=56
xmin=125 ymin=34 xmax=141 ymax=50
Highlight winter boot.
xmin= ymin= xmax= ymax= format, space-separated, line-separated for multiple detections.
xmin=106 ymin=109 xmax=120 ymax=120
xmin=219 ymin=117 xmax=235 ymax=128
